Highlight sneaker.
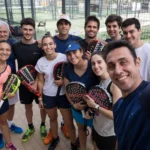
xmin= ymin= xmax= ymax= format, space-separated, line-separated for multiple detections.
xmin=71 ymin=143 xmax=78 ymax=150
xmin=10 ymin=123 xmax=23 ymax=134
xmin=22 ymin=127 xmax=35 ymax=142
xmin=48 ymin=137 xmax=60 ymax=150
xmin=61 ymin=122 xmax=69 ymax=138
xmin=40 ymin=125 xmax=47 ymax=140
xmin=0 ymin=133 xmax=4 ymax=149
xmin=44 ymin=129 xmax=53 ymax=145
xmin=6 ymin=143 xmax=17 ymax=150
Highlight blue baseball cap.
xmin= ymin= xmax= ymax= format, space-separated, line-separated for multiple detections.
xmin=65 ymin=42 xmax=81 ymax=53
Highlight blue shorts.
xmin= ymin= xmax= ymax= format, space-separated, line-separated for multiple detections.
xmin=71 ymin=107 xmax=93 ymax=127
xmin=0 ymin=99 xmax=9 ymax=115
xmin=43 ymin=94 xmax=71 ymax=109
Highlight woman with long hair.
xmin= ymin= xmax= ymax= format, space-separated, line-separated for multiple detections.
xmin=64 ymin=41 xmax=98 ymax=150
xmin=83 ymin=51 xmax=122 ymax=150
xmin=35 ymin=35 xmax=77 ymax=150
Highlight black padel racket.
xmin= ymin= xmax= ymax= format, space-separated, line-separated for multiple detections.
xmin=66 ymin=81 xmax=87 ymax=117
xmin=88 ymin=85 xmax=112 ymax=110
xmin=66 ymin=81 xmax=87 ymax=104
xmin=87 ymin=40 xmax=105 ymax=53
xmin=53 ymin=62 xmax=67 ymax=97
xmin=2 ymin=74 xmax=21 ymax=100
xmin=17 ymin=65 xmax=41 ymax=97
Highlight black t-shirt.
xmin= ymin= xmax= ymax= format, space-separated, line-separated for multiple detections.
xmin=13 ymin=41 xmax=43 ymax=69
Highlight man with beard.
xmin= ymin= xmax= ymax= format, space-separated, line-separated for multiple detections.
xmin=104 ymin=40 xmax=150 ymax=150
xmin=79 ymin=15 xmax=104 ymax=60
xmin=12 ymin=18 xmax=47 ymax=142
xmin=0 ymin=20 xmax=23 ymax=148
xmin=122 ymin=18 xmax=150 ymax=81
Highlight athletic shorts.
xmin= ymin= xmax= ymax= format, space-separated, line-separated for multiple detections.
xmin=0 ymin=99 xmax=9 ymax=115
xmin=71 ymin=107 xmax=93 ymax=127
xmin=42 ymin=94 xmax=70 ymax=109
xmin=92 ymin=127 xmax=116 ymax=150
xmin=19 ymin=85 xmax=38 ymax=104
xmin=8 ymin=91 xmax=19 ymax=105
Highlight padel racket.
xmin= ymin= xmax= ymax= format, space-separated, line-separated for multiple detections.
xmin=88 ymin=85 xmax=112 ymax=110
xmin=87 ymin=40 xmax=105 ymax=53
xmin=53 ymin=62 xmax=67 ymax=97
xmin=17 ymin=65 xmax=41 ymax=97
xmin=2 ymin=74 xmax=21 ymax=100
xmin=66 ymin=81 xmax=87 ymax=118
xmin=66 ymin=81 xmax=87 ymax=104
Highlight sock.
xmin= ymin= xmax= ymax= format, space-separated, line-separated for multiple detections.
xmin=40 ymin=122 xmax=45 ymax=127
xmin=28 ymin=123 xmax=34 ymax=129
xmin=7 ymin=120 xmax=13 ymax=128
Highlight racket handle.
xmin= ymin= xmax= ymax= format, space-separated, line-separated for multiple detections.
xmin=81 ymin=110 xmax=85 ymax=118
xmin=21 ymin=81 xmax=41 ymax=97
xmin=56 ymin=86 xmax=61 ymax=97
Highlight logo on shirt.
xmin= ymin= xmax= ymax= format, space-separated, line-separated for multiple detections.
xmin=33 ymin=52 xmax=40 ymax=55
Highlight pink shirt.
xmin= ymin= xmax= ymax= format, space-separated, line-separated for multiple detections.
xmin=0 ymin=65 xmax=11 ymax=100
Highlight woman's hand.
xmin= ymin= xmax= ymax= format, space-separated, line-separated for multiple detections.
xmin=38 ymin=100 xmax=44 ymax=109
xmin=54 ymin=76 xmax=63 ymax=86
xmin=7 ymin=93 xmax=15 ymax=99
xmin=83 ymin=95 xmax=96 ymax=108
xmin=73 ymin=101 xmax=87 ymax=110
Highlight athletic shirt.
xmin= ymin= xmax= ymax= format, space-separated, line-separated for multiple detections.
xmin=0 ymin=65 xmax=11 ymax=100
xmin=93 ymin=78 xmax=115 ymax=137
xmin=53 ymin=34 xmax=82 ymax=54
xmin=13 ymin=41 xmax=43 ymax=69
xmin=135 ymin=43 xmax=150 ymax=82
xmin=113 ymin=81 xmax=150 ymax=150
xmin=35 ymin=53 xmax=67 ymax=96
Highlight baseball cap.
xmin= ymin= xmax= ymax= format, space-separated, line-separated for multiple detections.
xmin=65 ymin=42 xmax=81 ymax=53
xmin=57 ymin=14 xmax=71 ymax=25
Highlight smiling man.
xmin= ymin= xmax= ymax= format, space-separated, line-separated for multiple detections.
xmin=79 ymin=15 xmax=102 ymax=60
xmin=105 ymin=14 xmax=123 ymax=42
xmin=12 ymin=18 xmax=47 ymax=142
xmin=103 ymin=40 xmax=150 ymax=150
xmin=122 ymin=18 xmax=150 ymax=81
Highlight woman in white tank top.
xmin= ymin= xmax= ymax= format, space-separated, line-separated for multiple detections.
xmin=83 ymin=51 xmax=122 ymax=150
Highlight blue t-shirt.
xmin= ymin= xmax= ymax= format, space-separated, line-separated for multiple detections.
xmin=7 ymin=38 xmax=17 ymax=74
xmin=53 ymin=34 xmax=82 ymax=54
xmin=113 ymin=81 xmax=150 ymax=150
xmin=63 ymin=62 xmax=97 ymax=90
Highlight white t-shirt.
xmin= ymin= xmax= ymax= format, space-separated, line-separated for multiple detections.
xmin=93 ymin=78 xmax=115 ymax=137
xmin=135 ymin=43 xmax=150 ymax=82
xmin=35 ymin=53 xmax=67 ymax=96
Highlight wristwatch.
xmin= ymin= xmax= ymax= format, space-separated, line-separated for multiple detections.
xmin=95 ymin=104 xmax=100 ymax=112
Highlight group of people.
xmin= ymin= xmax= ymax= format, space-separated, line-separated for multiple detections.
xmin=0 ymin=13 xmax=150 ymax=150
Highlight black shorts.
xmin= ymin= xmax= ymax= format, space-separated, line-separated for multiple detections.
xmin=43 ymin=94 xmax=70 ymax=109
xmin=0 ymin=99 xmax=9 ymax=115
xmin=19 ymin=85 xmax=38 ymax=104
xmin=92 ymin=127 xmax=116 ymax=150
